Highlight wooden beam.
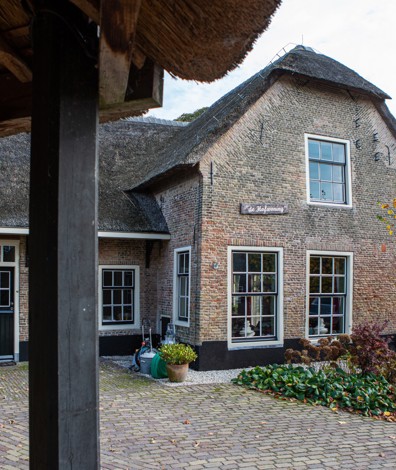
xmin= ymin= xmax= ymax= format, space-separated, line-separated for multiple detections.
xmin=29 ymin=4 xmax=99 ymax=468
xmin=99 ymin=0 xmax=142 ymax=106
xmin=0 ymin=35 xmax=32 ymax=82
xmin=69 ymin=0 xmax=100 ymax=24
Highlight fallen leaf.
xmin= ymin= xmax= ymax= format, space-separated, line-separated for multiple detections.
xmin=8 ymin=419 xmax=15 ymax=424
xmin=338 ymin=421 xmax=347 ymax=424
xmin=207 ymin=432 xmax=214 ymax=436
xmin=150 ymin=438 xmax=156 ymax=444
xmin=389 ymin=436 xmax=396 ymax=440
xmin=170 ymin=439 xmax=176 ymax=444
xmin=183 ymin=419 xmax=191 ymax=425
xmin=194 ymin=441 xmax=200 ymax=448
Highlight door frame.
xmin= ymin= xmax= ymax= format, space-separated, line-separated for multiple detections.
xmin=0 ymin=240 xmax=20 ymax=361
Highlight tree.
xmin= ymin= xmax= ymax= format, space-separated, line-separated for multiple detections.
xmin=377 ymin=199 xmax=396 ymax=235
xmin=175 ymin=107 xmax=208 ymax=122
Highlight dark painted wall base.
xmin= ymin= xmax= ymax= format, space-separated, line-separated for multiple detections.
xmin=19 ymin=333 xmax=396 ymax=369
xmin=99 ymin=334 xmax=161 ymax=356
xmin=191 ymin=339 xmax=301 ymax=371
xmin=19 ymin=341 xmax=29 ymax=361
xmin=19 ymin=335 xmax=161 ymax=362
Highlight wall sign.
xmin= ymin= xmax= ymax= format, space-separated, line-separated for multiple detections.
xmin=240 ymin=203 xmax=288 ymax=215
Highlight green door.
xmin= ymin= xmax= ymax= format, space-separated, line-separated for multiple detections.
xmin=0 ymin=267 xmax=14 ymax=359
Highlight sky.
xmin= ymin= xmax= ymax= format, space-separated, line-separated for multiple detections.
xmin=148 ymin=0 xmax=396 ymax=120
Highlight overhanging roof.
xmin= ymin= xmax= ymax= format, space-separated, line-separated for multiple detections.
xmin=0 ymin=0 xmax=282 ymax=137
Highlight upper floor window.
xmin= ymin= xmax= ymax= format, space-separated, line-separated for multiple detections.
xmin=305 ymin=135 xmax=351 ymax=207
xmin=173 ymin=247 xmax=191 ymax=326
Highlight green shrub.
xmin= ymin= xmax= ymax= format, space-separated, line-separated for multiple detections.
xmin=158 ymin=343 xmax=197 ymax=365
xmin=232 ymin=364 xmax=396 ymax=418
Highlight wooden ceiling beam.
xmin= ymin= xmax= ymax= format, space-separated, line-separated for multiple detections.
xmin=69 ymin=0 xmax=100 ymax=24
xmin=0 ymin=35 xmax=32 ymax=82
xmin=99 ymin=0 xmax=142 ymax=106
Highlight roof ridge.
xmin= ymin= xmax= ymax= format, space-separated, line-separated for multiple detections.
xmin=122 ymin=116 xmax=188 ymax=127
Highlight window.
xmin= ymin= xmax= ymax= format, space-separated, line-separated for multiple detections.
xmin=307 ymin=252 xmax=353 ymax=338
xmin=228 ymin=246 xmax=283 ymax=348
xmin=173 ymin=247 xmax=191 ymax=325
xmin=99 ymin=266 xmax=139 ymax=329
xmin=305 ymin=135 xmax=351 ymax=207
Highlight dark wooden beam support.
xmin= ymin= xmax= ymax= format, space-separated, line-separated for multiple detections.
xmin=99 ymin=0 xmax=142 ymax=106
xmin=29 ymin=2 xmax=99 ymax=468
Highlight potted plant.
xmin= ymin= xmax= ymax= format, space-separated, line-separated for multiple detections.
xmin=158 ymin=343 xmax=197 ymax=382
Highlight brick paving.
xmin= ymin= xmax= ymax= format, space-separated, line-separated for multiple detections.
xmin=0 ymin=360 xmax=396 ymax=469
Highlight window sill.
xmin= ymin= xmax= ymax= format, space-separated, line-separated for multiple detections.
xmin=99 ymin=323 xmax=136 ymax=331
xmin=228 ymin=340 xmax=283 ymax=350
xmin=307 ymin=201 xmax=352 ymax=209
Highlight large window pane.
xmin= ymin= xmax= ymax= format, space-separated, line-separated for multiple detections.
xmin=309 ymin=161 xmax=319 ymax=179
xmin=320 ymin=163 xmax=332 ymax=181
xmin=321 ymin=142 xmax=332 ymax=160
xmin=233 ymin=274 xmax=246 ymax=293
xmin=2 ymin=246 xmax=15 ymax=262
xmin=332 ymin=165 xmax=344 ymax=183
xmin=263 ymin=274 xmax=276 ymax=292
xmin=320 ymin=182 xmax=332 ymax=200
xmin=114 ymin=271 xmax=123 ymax=287
xmin=334 ymin=258 xmax=346 ymax=274
xmin=310 ymin=181 xmax=320 ymax=200
xmin=334 ymin=277 xmax=345 ymax=294
xmin=232 ymin=296 xmax=245 ymax=316
xmin=333 ymin=143 xmax=345 ymax=163
xmin=248 ymin=253 xmax=261 ymax=272
xmin=333 ymin=184 xmax=344 ymax=202
xmin=233 ymin=253 xmax=246 ymax=272
xmin=310 ymin=257 xmax=320 ymax=274
xmin=248 ymin=274 xmax=261 ymax=292
xmin=262 ymin=254 xmax=276 ymax=272
xmin=321 ymin=276 xmax=332 ymax=293
xmin=308 ymin=140 xmax=320 ymax=159
xmin=103 ymin=271 xmax=112 ymax=287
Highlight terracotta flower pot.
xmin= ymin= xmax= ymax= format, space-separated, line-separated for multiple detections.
xmin=166 ymin=363 xmax=189 ymax=383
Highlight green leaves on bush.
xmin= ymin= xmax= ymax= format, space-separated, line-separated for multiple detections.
xmin=232 ymin=364 xmax=396 ymax=418
xmin=158 ymin=343 xmax=197 ymax=365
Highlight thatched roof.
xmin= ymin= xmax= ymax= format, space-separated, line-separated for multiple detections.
xmin=132 ymin=46 xmax=394 ymax=190
xmin=0 ymin=119 xmax=186 ymax=233
xmin=0 ymin=0 xmax=282 ymax=136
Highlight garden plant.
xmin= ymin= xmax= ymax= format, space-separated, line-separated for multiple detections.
xmin=233 ymin=322 xmax=396 ymax=421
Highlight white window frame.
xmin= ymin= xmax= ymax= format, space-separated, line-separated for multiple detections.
xmin=98 ymin=265 xmax=140 ymax=331
xmin=306 ymin=250 xmax=353 ymax=339
xmin=0 ymin=240 xmax=20 ymax=361
xmin=305 ymin=134 xmax=352 ymax=208
xmin=173 ymin=246 xmax=191 ymax=327
xmin=227 ymin=246 xmax=284 ymax=350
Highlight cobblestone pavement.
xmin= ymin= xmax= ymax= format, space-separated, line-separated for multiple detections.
xmin=1 ymin=361 xmax=396 ymax=469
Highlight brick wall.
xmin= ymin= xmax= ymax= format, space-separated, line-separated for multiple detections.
xmin=196 ymin=76 xmax=396 ymax=343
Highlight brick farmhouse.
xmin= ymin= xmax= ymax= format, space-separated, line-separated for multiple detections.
xmin=0 ymin=46 xmax=395 ymax=370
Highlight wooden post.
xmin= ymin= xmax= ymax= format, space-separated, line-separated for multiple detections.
xmin=29 ymin=3 xmax=99 ymax=468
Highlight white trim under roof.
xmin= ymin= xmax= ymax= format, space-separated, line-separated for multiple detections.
xmin=98 ymin=231 xmax=170 ymax=240
xmin=0 ymin=228 xmax=170 ymax=240
xmin=0 ymin=228 xmax=29 ymax=235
